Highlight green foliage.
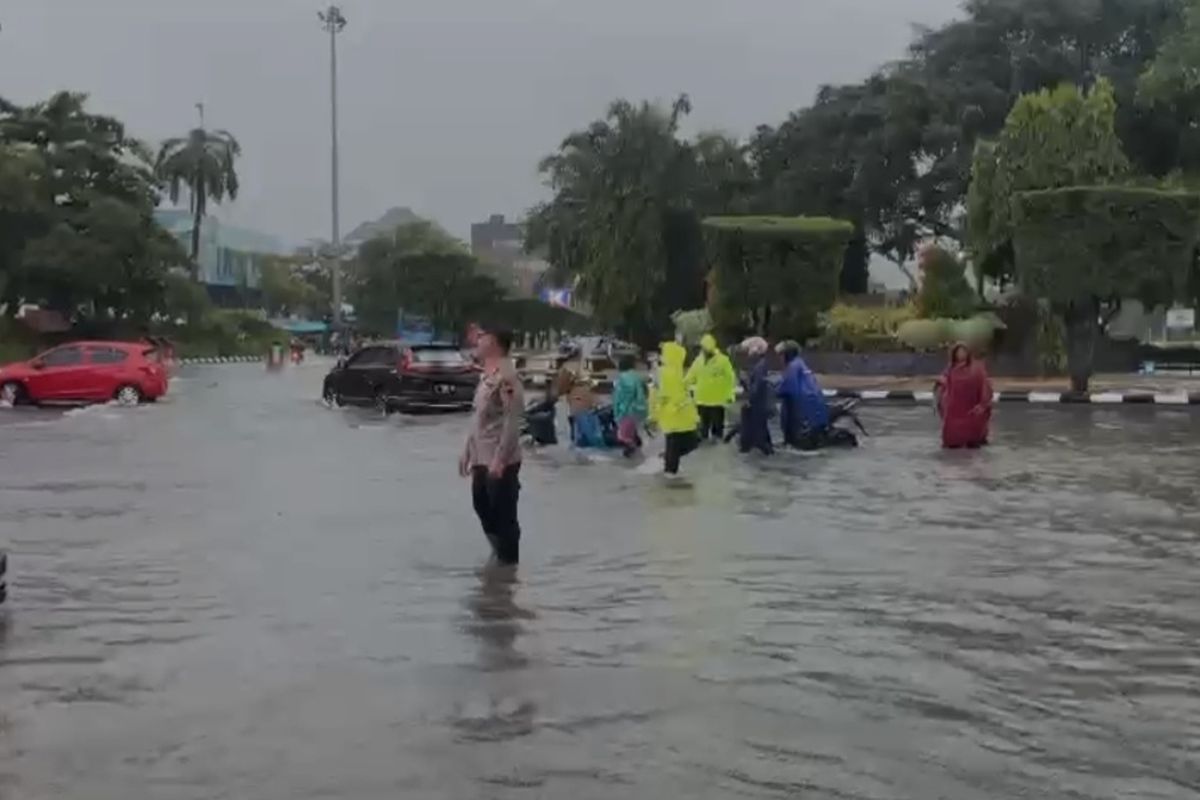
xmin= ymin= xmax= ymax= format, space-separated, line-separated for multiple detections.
xmin=818 ymin=302 xmax=916 ymax=352
xmin=1014 ymin=186 xmax=1200 ymax=306
xmin=155 ymin=127 xmax=241 ymax=274
xmin=1 ymin=92 xmax=185 ymax=325
xmin=260 ymin=255 xmax=326 ymax=318
xmin=525 ymin=96 xmax=751 ymax=345
xmin=916 ymin=246 xmax=977 ymax=318
xmin=350 ymin=221 xmax=505 ymax=339
xmin=968 ymin=80 xmax=1130 ymax=285
xmin=671 ymin=308 xmax=713 ymax=347
xmin=1013 ymin=185 xmax=1200 ymax=388
xmin=896 ymin=314 xmax=1005 ymax=351
xmin=167 ymin=309 xmax=281 ymax=359
xmin=704 ymin=215 xmax=853 ymax=340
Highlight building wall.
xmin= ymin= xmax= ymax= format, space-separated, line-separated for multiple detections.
xmin=154 ymin=210 xmax=286 ymax=290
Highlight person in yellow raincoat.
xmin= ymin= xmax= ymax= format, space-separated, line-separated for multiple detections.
xmin=650 ymin=341 xmax=700 ymax=475
xmin=686 ymin=333 xmax=737 ymax=441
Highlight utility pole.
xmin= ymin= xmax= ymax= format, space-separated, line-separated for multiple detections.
xmin=319 ymin=5 xmax=347 ymax=331
xmin=195 ymin=102 xmax=205 ymax=129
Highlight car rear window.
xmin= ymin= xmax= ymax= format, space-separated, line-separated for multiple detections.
xmin=412 ymin=348 xmax=467 ymax=365
xmin=89 ymin=347 xmax=129 ymax=364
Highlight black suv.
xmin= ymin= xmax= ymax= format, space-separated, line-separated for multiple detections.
xmin=322 ymin=342 xmax=479 ymax=413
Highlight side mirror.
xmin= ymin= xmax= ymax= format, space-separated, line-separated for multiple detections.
xmin=31 ymin=360 xmax=45 ymax=371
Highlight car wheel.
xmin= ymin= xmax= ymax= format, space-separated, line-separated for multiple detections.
xmin=373 ymin=389 xmax=391 ymax=416
xmin=113 ymin=384 xmax=142 ymax=407
xmin=0 ymin=381 xmax=25 ymax=407
xmin=322 ymin=383 xmax=341 ymax=407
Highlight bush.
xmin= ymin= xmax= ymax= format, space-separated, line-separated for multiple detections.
xmin=897 ymin=314 xmax=1005 ymax=352
xmin=817 ymin=302 xmax=916 ymax=351
xmin=916 ymin=245 xmax=977 ymax=318
xmin=671 ymin=308 xmax=713 ymax=347
xmin=704 ymin=215 xmax=854 ymax=341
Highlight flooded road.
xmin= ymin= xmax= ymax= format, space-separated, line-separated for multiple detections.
xmin=1 ymin=361 xmax=1199 ymax=799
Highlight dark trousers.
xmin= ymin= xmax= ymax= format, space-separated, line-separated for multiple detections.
xmin=697 ymin=405 xmax=726 ymax=439
xmin=471 ymin=463 xmax=522 ymax=564
xmin=663 ymin=431 xmax=699 ymax=474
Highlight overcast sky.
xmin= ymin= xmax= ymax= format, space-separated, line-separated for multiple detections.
xmin=1 ymin=0 xmax=962 ymax=247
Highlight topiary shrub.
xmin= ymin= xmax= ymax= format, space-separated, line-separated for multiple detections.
xmin=916 ymin=245 xmax=977 ymax=319
xmin=704 ymin=216 xmax=854 ymax=341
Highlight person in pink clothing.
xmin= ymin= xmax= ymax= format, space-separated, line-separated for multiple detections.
xmin=936 ymin=343 xmax=992 ymax=449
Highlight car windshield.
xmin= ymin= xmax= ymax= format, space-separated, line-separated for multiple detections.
xmin=412 ymin=348 xmax=466 ymax=365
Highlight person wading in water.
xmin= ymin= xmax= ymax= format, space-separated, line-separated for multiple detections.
xmin=460 ymin=326 xmax=525 ymax=565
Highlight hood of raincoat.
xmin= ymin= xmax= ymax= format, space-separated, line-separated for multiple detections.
xmin=948 ymin=342 xmax=972 ymax=367
xmin=687 ymin=336 xmax=736 ymax=407
xmin=661 ymin=341 xmax=687 ymax=369
xmin=700 ymin=334 xmax=718 ymax=355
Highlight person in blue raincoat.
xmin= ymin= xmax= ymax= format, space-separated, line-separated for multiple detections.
xmin=776 ymin=340 xmax=830 ymax=450
xmin=737 ymin=337 xmax=774 ymax=456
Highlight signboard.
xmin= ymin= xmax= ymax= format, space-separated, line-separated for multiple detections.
xmin=540 ymin=288 xmax=573 ymax=309
xmin=1166 ymin=307 xmax=1196 ymax=330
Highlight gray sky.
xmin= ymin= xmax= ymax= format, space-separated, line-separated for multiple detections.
xmin=1 ymin=0 xmax=962 ymax=247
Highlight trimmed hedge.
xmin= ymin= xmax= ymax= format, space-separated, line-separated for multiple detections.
xmin=703 ymin=215 xmax=854 ymax=340
xmin=702 ymin=216 xmax=856 ymax=239
xmin=1013 ymin=187 xmax=1200 ymax=307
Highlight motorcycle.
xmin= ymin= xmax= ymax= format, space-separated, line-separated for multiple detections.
xmin=723 ymin=398 xmax=867 ymax=450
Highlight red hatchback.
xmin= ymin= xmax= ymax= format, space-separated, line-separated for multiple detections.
xmin=0 ymin=341 xmax=169 ymax=407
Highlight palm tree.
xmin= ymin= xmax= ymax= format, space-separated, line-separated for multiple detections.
xmin=154 ymin=128 xmax=241 ymax=279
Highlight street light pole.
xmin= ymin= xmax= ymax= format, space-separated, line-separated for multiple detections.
xmin=318 ymin=5 xmax=347 ymax=331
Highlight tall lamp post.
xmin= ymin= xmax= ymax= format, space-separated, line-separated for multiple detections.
xmin=319 ymin=5 xmax=347 ymax=331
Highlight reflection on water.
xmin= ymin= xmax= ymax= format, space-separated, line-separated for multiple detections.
xmin=0 ymin=366 xmax=1198 ymax=799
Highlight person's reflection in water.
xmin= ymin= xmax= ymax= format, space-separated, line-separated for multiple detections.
xmin=465 ymin=562 xmax=534 ymax=672
xmin=452 ymin=563 xmax=538 ymax=743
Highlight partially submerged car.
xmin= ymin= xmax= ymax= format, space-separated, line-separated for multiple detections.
xmin=0 ymin=341 xmax=169 ymax=407
xmin=322 ymin=342 xmax=479 ymax=413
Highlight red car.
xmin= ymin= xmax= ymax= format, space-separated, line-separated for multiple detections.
xmin=0 ymin=341 xmax=169 ymax=407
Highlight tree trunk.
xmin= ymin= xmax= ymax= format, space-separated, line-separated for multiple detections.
xmin=190 ymin=210 xmax=202 ymax=282
xmin=1062 ymin=298 xmax=1099 ymax=394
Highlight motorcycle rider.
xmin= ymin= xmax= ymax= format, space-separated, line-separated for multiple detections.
xmin=776 ymin=340 xmax=831 ymax=450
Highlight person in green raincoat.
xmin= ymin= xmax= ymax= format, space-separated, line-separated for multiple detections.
xmin=686 ymin=333 xmax=737 ymax=441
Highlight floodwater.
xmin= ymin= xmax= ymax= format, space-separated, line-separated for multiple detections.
xmin=1 ymin=362 xmax=1198 ymax=799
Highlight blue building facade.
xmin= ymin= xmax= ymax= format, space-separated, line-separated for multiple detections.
xmin=155 ymin=210 xmax=287 ymax=302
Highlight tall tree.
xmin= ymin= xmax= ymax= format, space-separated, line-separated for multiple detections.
xmin=527 ymin=96 xmax=752 ymax=345
xmin=1 ymin=92 xmax=179 ymax=324
xmin=968 ymin=79 xmax=1130 ymax=287
xmin=155 ymin=127 xmax=241 ymax=277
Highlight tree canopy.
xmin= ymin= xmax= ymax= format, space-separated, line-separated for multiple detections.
xmin=968 ymin=79 xmax=1130 ymax=286
xmin=1 ymin=92 xmax=186 ymax=326
xmin=1014 ymin=186 xmax=1200 ymax=389
xmin=350 ymin=221 xmax=509 ymax=340
xmin=155 ymin=126 xmax=241 ymax=276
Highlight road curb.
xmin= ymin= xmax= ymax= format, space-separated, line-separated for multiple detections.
xmin=823 ymin=389 xmax=1200 ymax=405
xmin=523 ymin=374 xmax=1199 ymax=406
xmin=178 ymin=356 xmax=265 ymax=366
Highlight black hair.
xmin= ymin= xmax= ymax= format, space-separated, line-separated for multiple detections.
xmin=781 ymin=344 xmax=800 ymax=362
xmin=484 ymin=326 xmax=514 ymax=354
xmin=618 ymin=354 xmax=636 ymax=372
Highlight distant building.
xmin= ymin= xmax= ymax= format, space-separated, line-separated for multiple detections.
xmin=155 ymin=210 xmax=287 ymax=305
xmin=343 ymin=206 xmax=425 ymax=250
xmin=471 ymin=214 xmax=522 ymax=263
xmin=471 ymin=213 xmax=548 ymax=298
